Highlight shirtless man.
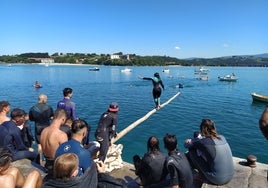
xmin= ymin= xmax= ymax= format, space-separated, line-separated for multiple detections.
xmin=0 ymin=101 xmax=10 ymax=125
xmin=40 ymin=108 xmax=68 ymax=176
xmin=0 ymin=147 xmax=42 ymax=188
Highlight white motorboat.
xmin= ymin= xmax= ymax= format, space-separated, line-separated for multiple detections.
xmin=121 ymin=68 xmax=132 ymax=73
xmin=218 ymin=73 xmax=238 ymax=81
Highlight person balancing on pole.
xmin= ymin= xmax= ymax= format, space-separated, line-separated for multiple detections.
xmin=139 ymin=72 xmax=164 ymax=110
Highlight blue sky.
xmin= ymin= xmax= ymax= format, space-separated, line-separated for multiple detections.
xmin=1 ymin=0 xmax=267 ymax=59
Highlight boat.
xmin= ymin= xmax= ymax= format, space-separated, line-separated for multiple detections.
xmin=121 ymin=68 xmax=132 ymax=73
xmin=162 ymin=68 xmax=170 ymax=73
xmin=251 ymin=93 xmax=268 ymax=103
xmin=89 ymin=67 xmax=100 ymax=71
xmin=218 ymin=73 xmax=238 ymax=81
xmin=194 ymin=66 xmax=210 ymax=74
xmin=197 ymin=75 xmax=209 ymax=81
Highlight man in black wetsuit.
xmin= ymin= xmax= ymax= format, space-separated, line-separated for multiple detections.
xmin=164 ymin=133 xmax=193 ymax=188
xmin=139 ymin=72 xmax=164 ymax=109
xmin=29 ymin=94 xmax=54 ymax=145
xmin=95 ymin=102 xmax=119 ymax=162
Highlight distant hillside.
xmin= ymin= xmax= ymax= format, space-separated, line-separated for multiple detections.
xmin=185 ymin=53 xmax=268 ymax=67
xmin=250 ymin=53 xmax=268 ymax=58
xmin=1 ymin=52 xmax=268 ymax=67
xmin=222 ymin=53 xmax=268 ymax=59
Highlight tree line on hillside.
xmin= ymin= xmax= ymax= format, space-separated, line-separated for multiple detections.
xmin=0 ymin=53 xmax=268 ymax=67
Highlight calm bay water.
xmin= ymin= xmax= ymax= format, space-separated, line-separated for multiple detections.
xmin=0 ymin=64 xmax=268 ymax=164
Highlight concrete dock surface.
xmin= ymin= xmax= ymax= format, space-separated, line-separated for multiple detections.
xmin=109 ymin=157 xmax=268 ymax=188
xmin=12 ymin=156 xmax=268 ymax=188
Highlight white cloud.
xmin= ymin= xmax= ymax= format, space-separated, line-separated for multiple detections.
xmin=174 ymin=46 xmax=181 ymax=50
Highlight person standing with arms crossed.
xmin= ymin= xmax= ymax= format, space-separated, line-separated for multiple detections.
xmin=95 ymin=102 xmax=119 ymax=162
xmin=139 ymin=72 xmax=164 ymax=110
xmin=29 ymin=94 xmax=54 ymax=153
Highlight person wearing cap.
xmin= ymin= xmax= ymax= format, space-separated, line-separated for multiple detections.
xmin=57 ymin=87 xmax=77 ymax=121
xmin=95 ymin=102 xmax=119 ymax=162
xmin=138 ymin=72 xmax=164 ymax=110
xmin=0 ymin=108 xmax=38 ymax=162
xmin=0 ymin=147 xmax=42 ymax=188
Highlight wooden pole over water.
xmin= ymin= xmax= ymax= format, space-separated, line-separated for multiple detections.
xmin=111 ymin=91 xmax=181 ymax=144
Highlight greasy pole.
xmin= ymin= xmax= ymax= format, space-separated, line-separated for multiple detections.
xmin=111 ymin=91 xmax=181 ymax=144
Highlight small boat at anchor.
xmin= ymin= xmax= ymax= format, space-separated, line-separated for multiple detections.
xmin=218 ymin=73 xmax=238 ymax=81
xmin=251 ymin=93 xmax=268 ymax=103
xmin=121 ymin=68 xmax=132 ymax=73
xmin=194 ymin=66 xmax=210 ymax=74
xmin=162 ymin=68 xmax=170 ymax=73
xmin=89 ymin=67 xmax=100 ymax=71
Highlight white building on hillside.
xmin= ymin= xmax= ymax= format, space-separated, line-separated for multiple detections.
xmin=110 ymin=54 xmax=120 ymax=59
xmin=41 ymin=58 xmax=54 ymax=64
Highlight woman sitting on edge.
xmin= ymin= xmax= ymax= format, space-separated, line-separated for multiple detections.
xmin=133 ymin=136 xmax=167 ymax=187
xmin=184 ymin=119 xmax=234 ymax=185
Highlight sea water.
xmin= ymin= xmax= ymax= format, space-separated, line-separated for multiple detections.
xmin=0 ymin=64 xmax=267 ymax=164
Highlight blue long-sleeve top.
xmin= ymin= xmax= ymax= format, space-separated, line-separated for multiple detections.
xmin=57 ymin=98 xmax=77 ymax=120
xmin=2 ymin=121 xmax=28 ymax=154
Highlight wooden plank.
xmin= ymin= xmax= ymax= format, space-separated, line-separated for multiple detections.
xmin=111 ymin=92 xmax=181 ymax=144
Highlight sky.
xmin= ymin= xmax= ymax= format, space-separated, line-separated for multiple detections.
xmin=0 ymin=0 xmax=267 ymax=59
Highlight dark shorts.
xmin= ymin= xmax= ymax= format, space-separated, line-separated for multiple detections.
xmin=44 ymin=157 xmax=55 ymax=177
